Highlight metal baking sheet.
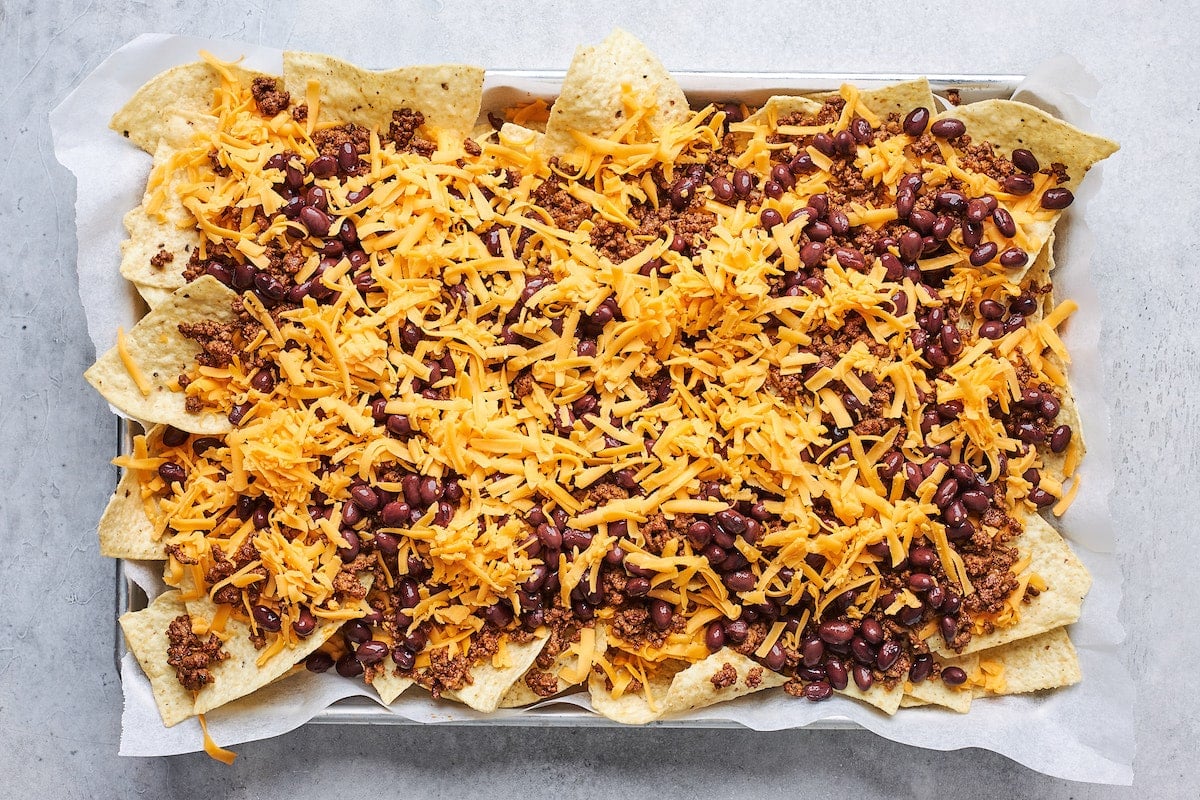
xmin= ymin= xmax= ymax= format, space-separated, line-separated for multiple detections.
xmin=113 ymin=71 xmax=1024 ymax=728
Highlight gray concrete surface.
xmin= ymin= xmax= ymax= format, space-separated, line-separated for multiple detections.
xmin=1 ymin=0 xmax=1195 ymax=796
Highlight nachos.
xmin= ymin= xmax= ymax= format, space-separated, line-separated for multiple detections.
xmin=92 ymin=31 xmax=1116 ymax=738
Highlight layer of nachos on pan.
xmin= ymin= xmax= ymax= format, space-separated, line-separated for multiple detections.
xmin=91 ymin=30 xmax=1116 ymax=738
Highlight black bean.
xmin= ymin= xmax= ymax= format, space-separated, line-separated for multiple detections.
xmin=909 ymin=653 xmax=934 ymax=683
xmin=940 ymin=614 xmax=959 ymax=644
xmin=343 ymin=619 xmax=371 ymax=645
xmin=386 ymin=414 xmax=413 ymax=437
xmin=252 ymin=605 xmax=281 ymax=632
xmin=350 ymin=483 xmax=380 ymax=512
xmin=876 ymin=640 xmax=902 ymax=671
xmin=979 ymin=320 xmax=1005 ymax=339
xmin=904 ymin=461 xmax=924 ymax=494
xmin=760 ymin=208 xmax=784 ymax=229
xmin=1000 ymin=174 xmax=1035 ymax=196
xmin=562 ymin=528 xmax=593 ymax=551
xmin=828 ymin=208 xmax=850 ymax=235
xmin=859 ymin=618 xmax=884 ymax=646
xmin=799 ymin=241 xmax=826 ymax=268
xmin=670 ymin=177 xmax=697 ymax=211
xmin=649 ymin=599 xmax=674 ymax=631
xmin=896 ymin=186 xmax=917 ymax=220
xmin=1041 ymin=187 xmax=1075 ymax=209
xmin=1050 ymin=425 xmax=1073 ymax=453
xmin=933 ymin=477 xmax=959 ymax=509
xmin=968 ymin=241 xmax=998 ymax=266
xmin=817 ymin=619 xmax=854 ymax=645
xmin=805 ymin=220 xmax=832 ymax=241
xmin=936 ymin=191 xmax=967 ymax=215
xmin=305 ymin=651 xmax=334 ymax=673
xmin=305 ymin=185 xmax=329 ymax=210
xmin=298 ymin=206 xmax=331 ymax=236
xmin=355 ymin=640 xmax=389 ymax=666
xmin=930 ymin=118 xmax=966 ymax=138
xmin=835 ymin=247 xmax=865 ymax=271
xmin=850 ymin=117 xmax=874 ymax=145
xmin=909 ymin=545 xmax=937 ymax=569
xmin=483 ymin=602 xmax=513 ymax=629
xmin=909 ymin=209 xmax=936 ymax=234
xmin=1011 ymin=148 xmax=1040 ymax=173
xmin=898 ymin=230 xmax=923 ymax=262
xmin=732 ymin=169 xmax=754 ymax=198
xmin=392 ymin=647 xmax=416 ymax=672
xmin=978 ymin=299 xmax=1005 ymax=320
xmin=878 ymin=451 xmax=904 ymax=481
xmin=1011 ymin=295 xmax=1039 ymax=316
xmin=723 ymin=570 xmax=756 ymax=593
xmin=999 ymin=247 xmax=1029 ymax=269
xmin=190 ymin=437 xmax=220 ymax=459
xmin=157 ymin=462 xmax=186 ymax=485
xmin=762 ymin=642 xmax=787 ymax=672
xmin=704 ymin=622 xmax=726 ymax=652
xmin=961 ymin=489 xmax=990 ymax=513
xmin=252 ymin=504 xmax=271 ymax=530
xmin=824 ymin=657 xmax=848 ymax=690
xmin=308 ymin=155 xmax=338 ymax=178
xmin=903 ymin=107 xmax=930 ymax=137
xmin=291 ymin=607 xmax=316 ymax=638
xmin=801 ymin=681 xmax=832 ymax=701
xmin=710 ymin=176 xmax=735 ymax=201
xmin=771 ymin=163 xmax=795 ymax=190
xmin=895 ymin=602 xmax=924 ymax=627
xmin=941 ymin=666 xmax=968 ymax=686
xmin=812 ymin=133 xmax=836 ymax=157
xmin=850 ymin=636 xmax=875 ymax=665
xmin=992 ymin=207 xmax=1017 ymax=238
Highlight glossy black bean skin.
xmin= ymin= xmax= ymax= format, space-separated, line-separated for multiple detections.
xmin=305 ymin=651 xmax=334 ymax=673
xmin=252 ymin=605 xmax=282 ymax=632
xmin=876 ymin=640 xmax=902 ymax=671
xmin=903 ymin=107 xmax=930 ymax=137
xmin=1041 ymin=188 xmax=1075 ymax=209
xmin=711 ymin=176 xmax=735 ymax=201
xmin=1000 ymin=174 xmax=1034 ymax=196
xmin=941 ymin=666 xmax=968 ymax=686
xmin=970 ymin=242 xmax=999 ymax=266
xmin=1050 ymin=425 xmax=1073 ymax=453
xmin=158 ymin=462 xmax=187 ymax=485
xmin=930 ymin=118 xmax=966 ymax=138
xmin=355 ymin=640 xmax=389 ymax=666
xmin=999 ymin=247 xmax=1029 ymax=268
xmin=909 ymin=653 xmax=934 ymax=682
xmin=760 ymin=208 xmax=784 ymax=230
xmin=1011 ymin=148 xmax=1040 ymax=173
xmin=732 ymin=169 xmax=754 ymax=198
xmin=817 ymin=620 xmax=854 ymax=645
xmin=992 ymin=207 xmax=1017 ymax=238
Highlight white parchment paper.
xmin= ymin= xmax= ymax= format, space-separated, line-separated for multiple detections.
xmin=51 ymin=34 xmax=1134 ymax=784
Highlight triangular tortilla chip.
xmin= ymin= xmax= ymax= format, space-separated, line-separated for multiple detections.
xmin=191 ymin=574 xmax=372 ymax=715
xmin=442 ymin=633 xmax=550 ymax=713
xmin=661 ymin=649 xmax=787 ymax=715
xmin=587 ymin=665 xmax=674 ymax=725
xmin=369 ymin=655 xmax=415 ymax=705
xmin=84 ymin=276 xmax=236 ymax=434
xmin=805 ymin=79 xmax=937 ymax=124
xmin=974 ymin=627 xmax=1081 ymax=696
xmin=837 ymin=678 xmax=905 ymax=715
xmin=119 ymin=141 xmax=201 ymax=304
xmin=744 ymin=95 xmax=825 ymax=127
xmin=905 ymin=653 xmax=979 ymax=713
xmin=936 ymin=100 xmax=1117 ymax=266
xmin=499 ymin=624 xmax=605 ymax=708
xmin=98 ymin=469 xmax=163 ymax=560
xmin=110 ymin=61 xmax=254 ymax=153
xmin=542 ymin=29 xmax=689 ymax=157
xmin=118 ymin=591 xmax=195 ymax=726
xmin=281 ymin=52 xmax=483 ymax=137
xmin=931 ymin=514 xmax=1091 ymax=656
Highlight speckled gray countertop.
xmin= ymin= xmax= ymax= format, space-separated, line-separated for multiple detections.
xmin=2 ymin=1 xmax=1195 ymax=796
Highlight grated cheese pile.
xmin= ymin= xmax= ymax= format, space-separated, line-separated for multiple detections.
xmin=123 ymin=58 xmax=1083 ymax=700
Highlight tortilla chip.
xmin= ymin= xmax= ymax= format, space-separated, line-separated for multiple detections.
xmin=905 ymin=653 xmax=979 ymax=713
xmin=118 ymin=591 xmax=195 ymax=726
xmin=543 ymin=29 xmax=689 ymax=157
xmin=84 ymin=276 xmax=236 ymax=434
xmin=855 ymin=79 xmax=938 ymax=121
xmin=938 ymin=100 xmax=1117 ymax=263
xmin=1018 ymin=232 xmax=1056 ymax=310
xmin=661 ymin=649 xmax=786 ymax=715
xmin=110 ymin=62 xmax=248 ymax=153
xmin=499 ymin=626 xmax=605 ymax=708
xmin=837 ymin=678 xmax=905 ymax=715
xmin=119 ymin=141 xmax=200 ymax=303
xmin=498 ymin=122 xmax=545 ymax=151
xmin=975 ymin=627 xmax=1081 ymax=696
xmin=587 ymin=665 xmax=674 ymax=725
xmin=98 ymin=469 xmax=164 ymax=560
xmin=899 ymin=695 xmax=929 ymax=708
xmin=946 ymin=100 xmax=1119 ymax=193
xmin=931 ymin=514 xmax=1091 ymax=656
xmin=281 ymin=52 xmax=483 ymax=137
xmin=369 ymin=655 xmax=415 ymax=705
xmin=744 ymin=95 xmax=825 ymax=127
xmin=442 ymin=633 xmax=550 ymax=713
xmin=191 ymin=574 xmax=371 ymax=715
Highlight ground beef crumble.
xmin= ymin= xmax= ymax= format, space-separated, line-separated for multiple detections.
xmin=710 ymin=662 xmax=737 ymax=690
xmin=250 ymin=76 xmax=290 ymax=117
xmin=166 ymin=614 xmax=227 ymax=691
